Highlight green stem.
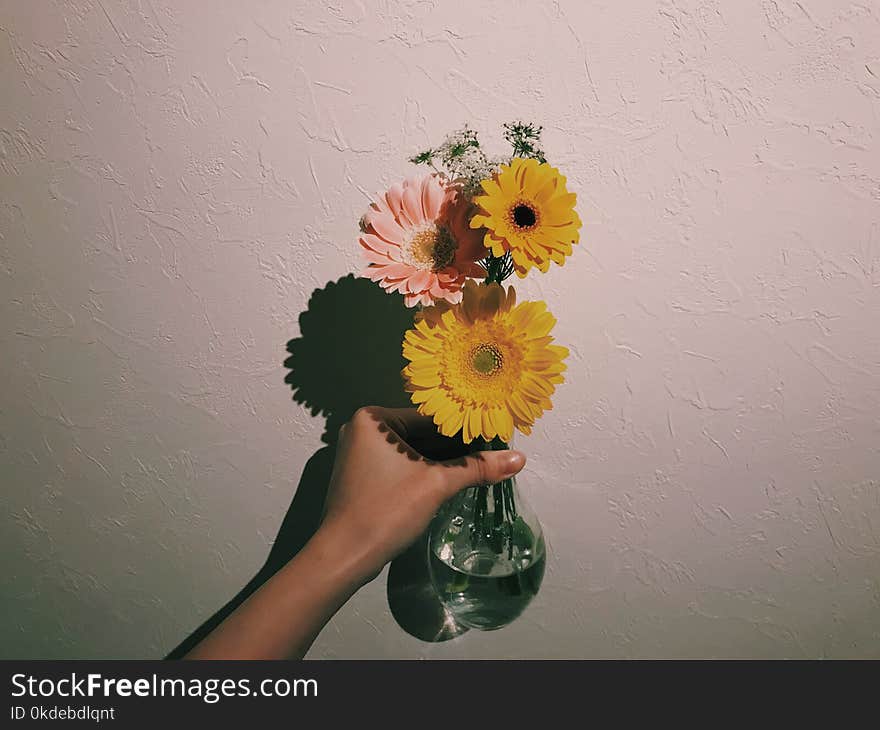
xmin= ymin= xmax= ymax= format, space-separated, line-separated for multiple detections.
xmin=467 ymin=436 xmax=519 ymax=557
xmin=492 ymin=483 xmax=504 ymax=553
xmin=483 ymin=251 xmax=513 ymax=285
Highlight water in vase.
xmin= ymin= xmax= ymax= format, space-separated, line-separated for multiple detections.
xmin=429 ymin=530 xmax=546 ymax=630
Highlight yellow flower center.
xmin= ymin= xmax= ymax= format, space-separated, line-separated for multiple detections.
xmin=404 ymin=225 xmax=456 ymax=271
xmin=509 ymin=200 xmax=539 ymax=231
xmin=470 ymin=343 xmax=503 ymax=377
xmin=432 ymin=317 xmax=527 ymax=407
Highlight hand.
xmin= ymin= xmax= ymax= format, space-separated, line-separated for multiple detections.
xmin=317 ymin=406 xmax=526 ymax=583
xmin=184 ymin=406 xmax=525 ymax=659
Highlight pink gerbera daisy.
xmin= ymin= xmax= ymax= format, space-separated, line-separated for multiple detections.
xmin=359 ymin=173 xmax=486 ymax=307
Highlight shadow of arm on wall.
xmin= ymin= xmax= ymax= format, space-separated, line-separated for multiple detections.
xmin=165 ymin=446 xmax=335 ymax=658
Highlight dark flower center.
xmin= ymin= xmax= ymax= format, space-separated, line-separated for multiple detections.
xmin=408 ymin=225 xmax=456 ymax=271
xmin=512 ymin=204 xmax=537 ymax=229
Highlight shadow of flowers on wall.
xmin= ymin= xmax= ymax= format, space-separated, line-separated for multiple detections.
xmin=284 ymin=274 xmax=414 ymax=443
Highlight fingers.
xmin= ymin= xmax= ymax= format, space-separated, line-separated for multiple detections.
xmin=417 ymin=438 xmax=471 ymax=462
xmin=434 ymin=449 xmax=526 ymax=497
xmin=364 ymin=407 xmax=467 ymax=460
xmin=346 ymin=407 xmax=521 ymax=477
xmin=377 ymin=408 xmax=439 ymax=442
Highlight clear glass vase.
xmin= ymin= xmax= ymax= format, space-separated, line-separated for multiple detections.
xmin=427 ymin=443 xmax=546 ymax=631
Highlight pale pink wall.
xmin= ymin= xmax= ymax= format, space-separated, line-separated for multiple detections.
xmin=1 ymin=1 xmax=878 ymax=657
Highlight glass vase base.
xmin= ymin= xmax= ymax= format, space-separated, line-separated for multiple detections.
xmin=428 ymin=545 xmax=546 ymax=631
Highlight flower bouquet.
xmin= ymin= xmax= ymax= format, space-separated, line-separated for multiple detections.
xmin=357 ymin=123 xmax=580 ymax=630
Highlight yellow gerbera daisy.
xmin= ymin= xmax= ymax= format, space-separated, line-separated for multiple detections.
xmin=402 ymin=280 xmax=568 ymax=444
xmin=469 ymin=157 xmax=581 ymax=277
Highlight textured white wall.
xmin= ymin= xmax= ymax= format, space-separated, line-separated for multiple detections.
xmin=2 ymin=0 xmax=879 ymax=659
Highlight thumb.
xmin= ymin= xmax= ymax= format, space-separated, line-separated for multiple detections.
xmin=436 ymin=449 xmax=526 ymax=496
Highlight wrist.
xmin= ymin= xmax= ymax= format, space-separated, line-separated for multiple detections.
xmin=304 ymin=520 xmax=381 ymax=591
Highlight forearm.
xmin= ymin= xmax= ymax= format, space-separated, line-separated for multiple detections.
xmin=184 ymin=526 xmax=371 ymax=660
